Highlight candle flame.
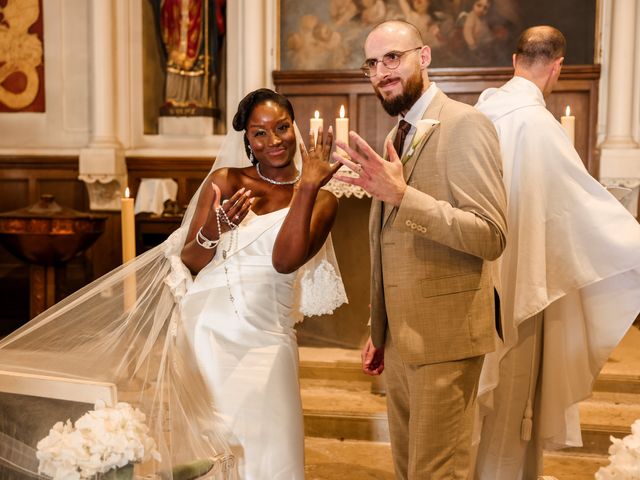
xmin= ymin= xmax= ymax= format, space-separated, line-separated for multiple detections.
xmin=314 ymin=110 xmax=320 ymax=119
xmin=339 ymin=105 xmax=345 ymax=118
xmin=565 ymin=105 xmax=571 ymax=116
xmin=124 ymin=187 xmax=130 ymax=198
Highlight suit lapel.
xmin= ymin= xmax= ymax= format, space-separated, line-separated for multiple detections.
xmin=402 ymin=91 xmax=446 ymax=181
xmin=401 ymin=123 xmax=438 ymax=182
xmin=381 ymin=91 xmax=447 ymax=230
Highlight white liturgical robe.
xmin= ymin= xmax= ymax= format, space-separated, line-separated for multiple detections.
xmin=475 ymin=76 xmax=640 ymax=452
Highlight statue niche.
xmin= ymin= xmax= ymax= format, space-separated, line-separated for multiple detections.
xmin=152 ymin=0 xmax=226 ymax=135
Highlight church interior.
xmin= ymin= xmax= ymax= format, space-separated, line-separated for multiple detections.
xmin=1 ymin=0 xmax=640 ymax=478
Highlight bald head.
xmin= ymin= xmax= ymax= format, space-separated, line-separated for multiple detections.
xmin=515 ymin=26 xmax=566 ymax=67
xmin=366 ymin=21 xmax=424 ymax=50
xmin=363 ymin=20 xmax=431 ymax=116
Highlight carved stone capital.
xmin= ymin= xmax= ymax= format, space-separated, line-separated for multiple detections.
xmin=78 ymin=175 xmax=126 ymax=211
xmin=600 ymin=176 xmax=640 ymax=217
xmin=79 ymin=147 xmax=127 ymax=211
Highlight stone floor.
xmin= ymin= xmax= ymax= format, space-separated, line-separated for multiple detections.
xmin=305 ymin=438 xmax=394 ymax=480
xmin=300 ymin=327 xmax=640 ymax=479
xmin=304 ymin=438 xmax=609 ymax=479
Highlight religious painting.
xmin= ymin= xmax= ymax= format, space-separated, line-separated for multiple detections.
xmin=0 ymin=0 xmax=45 ymax=112
xmin=279 ymin=0 xmax=597 ymax=70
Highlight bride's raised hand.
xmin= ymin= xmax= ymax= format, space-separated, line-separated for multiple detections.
xmin=299 ymin=126 xmax=341 ymax=188
xmin=203 ymin=183 xmax=253 ymax=237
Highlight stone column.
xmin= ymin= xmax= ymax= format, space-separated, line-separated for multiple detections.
xmin=602 ymin=0 xmax=638 ymax=149
xmin=242 ymin=0 xmax=267 ymax=94
xmin=79 ymin=0 xmax=126 ymax=211
xmin=599 ymin=0 xmax=640 ymax=215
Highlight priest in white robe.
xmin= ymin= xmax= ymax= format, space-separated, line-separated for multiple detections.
xmin=473 ymin=25 xmax=640 ymax=479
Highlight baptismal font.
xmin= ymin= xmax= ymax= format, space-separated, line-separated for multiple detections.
xmin=0 ymin=194 xmax=106 ymax=319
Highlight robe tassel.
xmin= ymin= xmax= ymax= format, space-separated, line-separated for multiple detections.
xmin=521 ymin=399 xmax=533 ymax=441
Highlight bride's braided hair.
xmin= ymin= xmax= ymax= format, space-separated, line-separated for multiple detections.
xmin=232 ymin=88 xmax=295 ymax=165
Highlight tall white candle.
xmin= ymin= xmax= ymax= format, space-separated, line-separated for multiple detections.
xmin=310 ymin=110 xmax=323 ymax=144
xmin=121 ymin=187 xmax=137 ymax=310
xmin=561 ymin=105 xmax=575 ymax=146
xmin=335 ymin=105 xmax=349 ymax=156
xmin=121 ymin=187 xmax=136 ymax=263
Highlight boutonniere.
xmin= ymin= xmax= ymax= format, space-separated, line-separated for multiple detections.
xmin=405 ymin=118 xmax=440 ymax=158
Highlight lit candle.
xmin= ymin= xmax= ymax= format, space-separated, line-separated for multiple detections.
xmin=121 ymin=187 xmax=136 ymax=263
xmin=335 ymin=105 xmax=349 ymax=156
xmin=121 ymin=187 xmax=137 ymax=310
xmin=561 ymin=105 xmax=575 ymax=146
xmin=310 ymin=110 xmax=323 ymax=144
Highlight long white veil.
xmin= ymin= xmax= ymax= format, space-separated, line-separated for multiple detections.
xmin=0 ymin=123 xmax=346 ymax=479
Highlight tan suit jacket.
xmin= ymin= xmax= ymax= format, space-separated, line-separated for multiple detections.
xmin=370 ymin=90 xmax=507 ymax=365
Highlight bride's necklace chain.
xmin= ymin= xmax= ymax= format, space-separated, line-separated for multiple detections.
xmin=255 ymin=163 xmax=301 ymax=185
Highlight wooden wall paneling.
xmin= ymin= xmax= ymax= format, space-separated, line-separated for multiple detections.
xmin=0 ymin=179 xmax=29 ymax=213
xmin=545 ymin=78 xmax=599 ymax=175
xmin=126 ymin=157 xmax=213 ymax=252
xmin=283 ymin=94 xmax=350 ymax=138
xmin=186 ymin=178 xmax=205 ymax=202
xmin=37 ymin=179 xmax=89 ymax=212
xmin=84 ymin=212 xmax=123 ymax=278
xmin=297 ymin=197 xmax=372 ymax=348
xmin=348 ymin=92 xmax=359 ymax=131
xmin=126 ymin=157 xmax=213 ymax=207
xmin=275 ymin=66 xmax=601 ymax=175
xmin=356 ymin=94 xmax=396 ymax=153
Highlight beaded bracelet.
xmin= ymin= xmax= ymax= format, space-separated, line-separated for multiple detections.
xmin=196 ymin=227 xmax=220 ymax=249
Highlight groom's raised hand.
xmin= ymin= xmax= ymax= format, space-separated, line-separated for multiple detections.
xmin=332 ymin=131 xmax=407 ymax=207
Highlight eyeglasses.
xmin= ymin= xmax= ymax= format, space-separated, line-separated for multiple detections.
xmin=360 ymin=47 xmax=422 ymax=78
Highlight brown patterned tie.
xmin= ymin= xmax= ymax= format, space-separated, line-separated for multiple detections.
xmin=392 ymin=119 xmax=412 ymax=158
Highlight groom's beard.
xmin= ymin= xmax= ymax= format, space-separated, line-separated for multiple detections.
xmin=375 ymin=67 xmax=424 ymax=117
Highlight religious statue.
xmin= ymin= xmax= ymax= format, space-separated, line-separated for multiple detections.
xmin=152 ymin=0 xmax=225 ymax=119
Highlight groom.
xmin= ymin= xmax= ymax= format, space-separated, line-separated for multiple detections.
xmin=334 ymin=20 xmax=507 ymax=479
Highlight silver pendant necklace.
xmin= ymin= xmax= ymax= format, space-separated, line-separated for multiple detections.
xmin=255 ymin=163 xmax=301 ymax=185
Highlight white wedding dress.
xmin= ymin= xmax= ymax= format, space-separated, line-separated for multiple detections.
xmin=181 ymin=207 xmax=305 ymax=480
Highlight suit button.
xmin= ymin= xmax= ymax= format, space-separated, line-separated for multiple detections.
xmin=411 ymin=224 xmax=417 ymax=230
xmin=405 ymin=219 xmax=412 ymax=227
xmin=420 ymin=226 xmax=427 ymax=233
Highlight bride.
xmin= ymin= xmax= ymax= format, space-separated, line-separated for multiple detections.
xmin=179 ymin=88 xmax=345 ymax=479
xmin=0 ymin=88 xmax=347 ymax=480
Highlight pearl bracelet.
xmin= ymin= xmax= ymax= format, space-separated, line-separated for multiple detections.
xmin=196 ymin=227 xmax=219 ymax=249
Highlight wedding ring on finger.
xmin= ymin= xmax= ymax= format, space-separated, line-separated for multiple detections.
xmin=354 ymin=163 xmax=364 ymax=175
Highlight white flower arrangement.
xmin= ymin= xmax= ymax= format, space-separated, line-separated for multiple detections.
xmin=36 ymin=400 xmax=161 ymax=480
xmin=405 ymin=118 xmax=440 ymax=159
xmin=595 ymin=419 xmax=640 ymax=479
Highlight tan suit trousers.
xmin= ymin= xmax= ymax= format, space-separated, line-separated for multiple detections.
xmin=385 ymin=332 xmax=484 ymax=480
